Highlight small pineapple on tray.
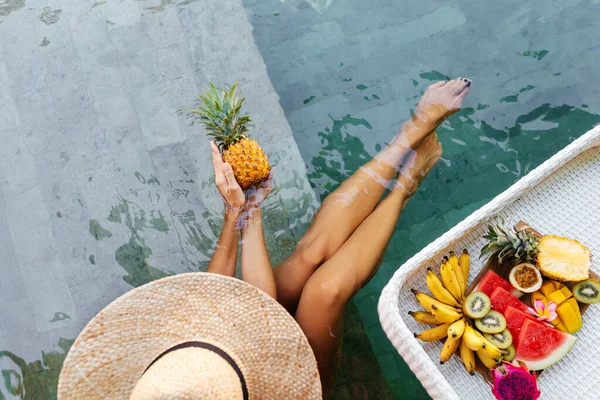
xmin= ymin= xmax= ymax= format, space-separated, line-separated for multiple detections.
xmin=408 ymin=220 xmax=600 ymax=400
xmin=192 ymin=82 xmax=271 ymax=189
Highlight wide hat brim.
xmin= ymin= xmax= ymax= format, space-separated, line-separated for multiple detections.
xmin=58 ymin=272 xmax=322 ymax=399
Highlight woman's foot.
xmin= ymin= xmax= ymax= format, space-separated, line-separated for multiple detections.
xmin=393 ymin=77 xmax=472 ymax=148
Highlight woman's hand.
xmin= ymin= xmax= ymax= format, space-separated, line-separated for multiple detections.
xmin=245 ymin=169 xmax=275 ymax=210
xmin=211 ymin=142 xmax=245 ymax=213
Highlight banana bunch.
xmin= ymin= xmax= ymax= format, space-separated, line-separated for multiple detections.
xmin=410 ymin=250 xmax=506 ymax=374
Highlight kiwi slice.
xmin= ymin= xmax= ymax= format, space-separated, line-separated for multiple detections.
xmin=484 ymin=329 xmax=512 ymax=349
xmin=573 ymin=279 xmax=600 ymax=304
xmin=475 ymin=311 xmax=506 ymax=334
xmin=463 ymin=291 xmax=491 ymax=319
xmin=501 ymin=344 xmax=516 ymax=362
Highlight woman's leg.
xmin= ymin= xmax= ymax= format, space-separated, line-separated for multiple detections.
xmin=275 ymin=78 xmax=471 ymax=312
xmin=294 ymin=134 xmax=442 ymax=397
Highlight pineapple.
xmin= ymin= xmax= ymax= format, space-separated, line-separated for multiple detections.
xmin=537 ymin=235 xmax=591 ymax=282
xmin=192 ymin=82 xmax=270 ymax=189
xmin=481 ymin=222 xmax=591 ymax=282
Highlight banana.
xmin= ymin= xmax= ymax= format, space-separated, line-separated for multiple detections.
xmin=479 ymin=339 xmax=503 ymax=360
xmin=448 ymin=251 xmax=466 ymax=300
xmin=439 ymin=334 xmax=461 ymax=364
xmin=462 ymin=325 xmax=487 ymax=351
xmin=459 ymin=338 xmax=476 ymax=375
xmin=414 ymin=323 xmax=451 ymax=342
xmin=411 ymin=289 xmax=462 ymax=314
xmin=408 ymin=311 xmax=443 ymax=325
xmin=476 ymin=348 xmax=500 ymax=369
xmin=440 ymin=260 xmax=463 ymax=302
xmin=447 ymin=318 xmax=466 ymax=339
xmin=430 ymin=304 xmax=463 ymax=324
xmin=459 ymin=249 xmax=470 ymax=284
xmin=426 ymin=268 xmax=460 ymax=307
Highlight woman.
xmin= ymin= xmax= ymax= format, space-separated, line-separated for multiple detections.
xmin=207 ymin=77 xmax=472 ymax=397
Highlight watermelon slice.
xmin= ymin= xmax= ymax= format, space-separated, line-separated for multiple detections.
xmin=515 ymin=318 xmax=577 ymax=370
xmin=503 ymin=306 xmax=542 ymax=350
xmin=474 ymin=269 xmax=523 ymax=298
xmin=490 ymin=287 xmax=529 ymax=314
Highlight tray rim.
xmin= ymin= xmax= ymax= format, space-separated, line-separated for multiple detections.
xmin=378 ymin=125 xmax=600 ymax=400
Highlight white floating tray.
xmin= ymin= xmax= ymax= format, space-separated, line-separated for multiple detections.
xmin=378 ymin=125 xmax=600 ymax=399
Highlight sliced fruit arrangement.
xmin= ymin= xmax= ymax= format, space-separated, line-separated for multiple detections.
xmin=409 ymin=222 xmax=598 ymax=400
xmin=478 ymin=221 xmax=599 ymax=399
xmin=410 ymin=252 xmax=507 ymax=373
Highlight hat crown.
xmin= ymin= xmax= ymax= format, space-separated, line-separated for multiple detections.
xmin=130 ymin=343 xmax=246 ymax=400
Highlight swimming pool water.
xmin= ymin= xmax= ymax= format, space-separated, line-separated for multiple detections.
xmin=1 ymin=0 xmax=600 ymax=398
xmin=245 ymin=0 xmax=600 ymax=397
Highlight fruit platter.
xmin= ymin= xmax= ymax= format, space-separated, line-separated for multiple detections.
xmin=409 ymin=220 xmax=599 ymax=399
xmin=378 ymin=126 xmax=600 ymax=399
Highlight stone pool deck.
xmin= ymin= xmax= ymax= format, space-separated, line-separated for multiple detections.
xmin=0 ymin=0 xmax=318 ymax=397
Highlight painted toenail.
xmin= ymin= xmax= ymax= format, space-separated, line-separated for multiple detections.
xmin=463 ymin=78 xmax=468 ymax=82
xmin=466 ymin=81 xmax=471 ymax=87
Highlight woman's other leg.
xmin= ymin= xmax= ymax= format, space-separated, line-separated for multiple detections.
xmin=295 ymin=134 xmax=442 ymax=397
xmin=275 ymin=78 xmax=471 ymax=312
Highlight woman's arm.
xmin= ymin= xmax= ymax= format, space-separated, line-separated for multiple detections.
xmin=206 ymin=208 xmax=242 ymax=276
xmin=206 ymin=142 xmax=246 ymax=277
xmin=240 ymin=172 xmax=277 ymax=299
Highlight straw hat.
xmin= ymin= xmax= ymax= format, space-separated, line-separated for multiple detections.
xmin=58 ymin=272 xmax=322 ymax=399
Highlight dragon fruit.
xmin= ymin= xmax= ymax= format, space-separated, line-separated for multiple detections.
xmin=491 ymin=361 xmax=540 ymax=400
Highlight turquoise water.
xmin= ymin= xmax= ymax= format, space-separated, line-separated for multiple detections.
xmin=245 ymin=0 xmax=600 ymax=397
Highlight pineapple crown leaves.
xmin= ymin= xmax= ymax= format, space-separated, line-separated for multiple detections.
xmin=480 ymin=219 xmax=539 ymax=264
xmin=190 ymin=82 xmax=251 ymax=150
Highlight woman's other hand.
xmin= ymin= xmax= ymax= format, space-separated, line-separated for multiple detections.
xmin=211 ymin=141 xmax=245 ymax=213
xmin=245 ymin=169 xmax=274 ymax=210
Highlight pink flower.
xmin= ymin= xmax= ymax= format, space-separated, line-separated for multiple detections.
xmin=526 ymin=299 xmax=558 ymax=322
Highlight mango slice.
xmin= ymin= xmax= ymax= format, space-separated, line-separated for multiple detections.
xmin=564 ymin=297 xmax=582 ymax=326
xmin=556 ymin=299 xmax=582 ymax=333
xmin=554 ymin=320 xmax=569 ymax=333
xmin=540 ymin=281 xmax=557 ymax=297
xmin=546 ymin=286 xmax=573 ymax=306
xmin=551 ymin=280 xmax=566 ymax=291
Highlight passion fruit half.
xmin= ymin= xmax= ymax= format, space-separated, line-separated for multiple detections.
xmin=509 ymin=263 xmax=543 ymax=293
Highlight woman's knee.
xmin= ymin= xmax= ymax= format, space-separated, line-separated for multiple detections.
xmin=301 ymin=275 xmax=347 ymax=310
xmin=293 ymin=237 xmax=330 ymax=270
